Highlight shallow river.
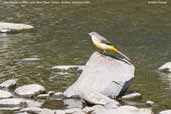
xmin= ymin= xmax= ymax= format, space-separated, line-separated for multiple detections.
xmin=0 ymin=0 xmax=170 ymax=113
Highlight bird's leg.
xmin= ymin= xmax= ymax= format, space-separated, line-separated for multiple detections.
xmin=103 ymin=50 xmax=106 ymax=55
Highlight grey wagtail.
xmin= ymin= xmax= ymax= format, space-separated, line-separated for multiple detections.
xmin=88 ymin=32 xmax=130 ymax=61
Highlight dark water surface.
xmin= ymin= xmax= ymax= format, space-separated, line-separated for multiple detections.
xmin=0 ymin=0 xmax=170 ymax=113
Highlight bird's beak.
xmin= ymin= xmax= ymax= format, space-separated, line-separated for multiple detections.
xmin=113 ymin=48 xmax=131 ymax=61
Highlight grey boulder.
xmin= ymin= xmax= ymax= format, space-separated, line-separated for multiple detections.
xmin=64 ymin=52 xmax=135 ymax=98
xmin=15 ymin=84 xmax=46 ymax=97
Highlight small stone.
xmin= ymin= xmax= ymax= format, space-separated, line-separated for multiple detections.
xmin=121 ymin=92 xmax=141 ymax=100
xmin=0 ymin=79 xmax=17 ymax=88
xmin=0 ymin=98 xmax=42 ymax=109
xmin=52 ymin=92 xmax=64 ymax=100
xmin=20 ymin=107 xmax=43 ymax=113
xmin=25 ymin=99 xmax=43 ymax=107
xmin=64 ymin=108 xmax=81 ymax=114
xmin=146 ymin=100 xmax=154 ymax=106
xmin=50 ymin=65 xmax=84 ymax=70
xmin=0 ymin=98 xmax=27 ymax=107
xmin=64 ymin=98 xmax=83 ymax=108
xmin=37 ymin=94 xmax=49 ymax=99
xmin=159 ymin=62 xmax=171 ymax=73
xmin=0 ymin=90 xmax=13 ymax=98
xmin=48 ymin=91 xmax=55 ymax=96
xmin=15 ymin=84 xmax=46 ymax=97
xmin=158 ymin=110 xmax=171 ymax=114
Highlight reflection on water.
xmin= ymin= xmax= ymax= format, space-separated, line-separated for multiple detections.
xmin=0 ymin=0 xmax=171 ymax=113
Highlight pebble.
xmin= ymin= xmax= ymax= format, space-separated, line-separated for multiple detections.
xmin=15 ymin=84 xmax=46 ymax=97
xmin=121 ymin=92 xmax=141 ymax=100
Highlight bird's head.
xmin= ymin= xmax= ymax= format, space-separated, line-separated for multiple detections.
xmin=88 ymin=32 xmax=98 ymax=37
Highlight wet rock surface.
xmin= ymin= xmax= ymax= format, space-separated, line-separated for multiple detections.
xmin=64 ymin=52 xmax=135 ymax=98
xmin=15 ymin=84 xmax=46 ymax=97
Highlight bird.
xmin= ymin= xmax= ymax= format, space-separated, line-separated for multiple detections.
xmin=88 ymin=32 xmax=130 ymax=61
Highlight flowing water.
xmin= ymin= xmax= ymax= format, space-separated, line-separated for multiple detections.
xmin=0 ymin=0 xmax=170 ymax=113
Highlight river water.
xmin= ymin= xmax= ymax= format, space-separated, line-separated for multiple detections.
xmin=0 ymin=0 xmax=170 ymax=113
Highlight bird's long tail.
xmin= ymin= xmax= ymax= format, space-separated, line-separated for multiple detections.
xmin=109 ymin=46 xmax=130 ymax=61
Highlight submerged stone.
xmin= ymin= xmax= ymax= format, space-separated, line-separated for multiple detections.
xmin=64 ymin=98 xmax=83 ymax=108
xmin=64 ymin=52 xmax=135 ymax=98
xmin=37 ymin=94 xmax=49 ymax=99
xmin=51 ymin=92 xmax=64 ymax=100
xmin=15 ymin=84 xmax=46 ymax=97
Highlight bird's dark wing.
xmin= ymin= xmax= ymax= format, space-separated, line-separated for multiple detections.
xmin=100 ymin=38 xmax=112 ymax=45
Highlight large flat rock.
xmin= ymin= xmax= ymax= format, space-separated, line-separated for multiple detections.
xmin=64 ymin=52 xmax=135 ymax=98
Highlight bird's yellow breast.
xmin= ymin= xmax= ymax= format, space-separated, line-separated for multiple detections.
xmin=91 ymin=37 xmax=114 ymax=51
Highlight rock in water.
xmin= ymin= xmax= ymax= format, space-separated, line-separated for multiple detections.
xmin=0 ymin=79 xmax=17 ymax=88
xmin=158 ymin=62 xmax=171 ymax=73
xmin=94 ymin=106 xmax=153 ymax=114
xmin=15 ymin=84 xmax=46 ymax=97
xmin=121 ymin=92 xmax=141 ymax=100
xmin=0 ymin=90 xmax=13 ymax=98
xmin=0 ymin=22 xmax=33 ymax=33
xmin=64 ymin=52 xmax=135 ymax=98
xmin=81 ymin=90 xmax=119 ymax=108
xmin=158 ymin=110 xmax=171 ymax=114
